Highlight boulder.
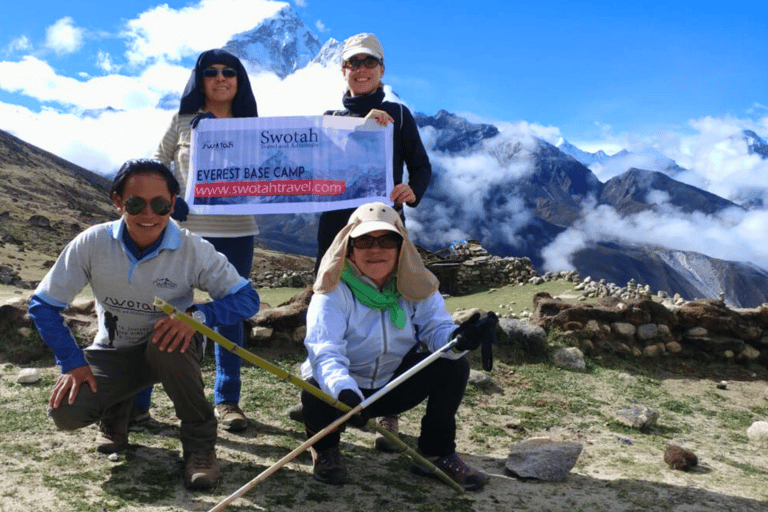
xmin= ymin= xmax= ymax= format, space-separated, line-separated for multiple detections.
xmin=505 ymin=437 xmax=583 ymax=481
xmin=550 ymin=347 xmax=586 ymax=370
xmin=747 ymin=421 xmax=768 ymax=448
xmin=497 ymin=317 xmax=548 ymax=357
xmin=17 ymin=368 xmax=41 ymax=384
xmin=614 ymin=407 xmax=659 ymax=429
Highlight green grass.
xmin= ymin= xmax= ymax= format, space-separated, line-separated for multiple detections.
xmin=2 ymin=283 xmax=768 ymax=511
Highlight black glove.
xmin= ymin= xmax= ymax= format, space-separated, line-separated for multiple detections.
xmin=453 ymin=312 xmax=499 ymax=371
xmin=338 ymin=388 xmax=369 ymax=428
xmin=190 ymin=111 xmax=216 ymax=129
xmin=171 ymin=197 xmax=189 ymax=222
xmin=452 ymin=313 xmax=481 ymax=351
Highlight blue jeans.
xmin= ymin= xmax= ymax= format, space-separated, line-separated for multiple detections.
xmin=205 ymin=235 xmax=254 ymax=405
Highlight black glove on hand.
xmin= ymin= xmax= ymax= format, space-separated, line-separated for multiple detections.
xmin=171 ymin=197 xmax=189 ymax=222
xmin=338 ymin=388 xmax=369 ymax=428
xmin=190 ymin=111 xmax=216 ymax=129
xmin=453 ymin=312 xmax=499 ymax=352
xmin=452 ymin=313 xmax=481 ymax=351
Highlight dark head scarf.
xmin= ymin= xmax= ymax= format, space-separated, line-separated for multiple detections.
xmin=178 ymin=49 xmax=258 ymax=117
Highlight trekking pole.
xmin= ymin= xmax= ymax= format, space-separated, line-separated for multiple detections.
xmin=152 ymin=298 xmax=465 ymax=495
xmin=208 ymin=338 xmax=460 ymax=512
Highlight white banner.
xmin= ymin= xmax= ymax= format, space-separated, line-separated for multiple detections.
xmin=188 ymin=116 xmax=393 ymax=214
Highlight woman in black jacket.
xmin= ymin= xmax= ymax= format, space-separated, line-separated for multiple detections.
xmin=316 ymin=33 xmax=432 ymax=272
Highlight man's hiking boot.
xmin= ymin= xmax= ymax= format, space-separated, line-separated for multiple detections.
xmin=96 ymin=419 xmax=129 ymax=454
xmin=311 ymin=445 xmax=347 ymax=485
xmin=184 ymin=450 xmax=220 ymax=490
xmin=215 ymin=402 xmax=248 ymax=432
xmin=411 ymin=451 xmax=487 ymax=491
xmin=374 ymin=415 xmax=406 ymax=452
xmin=286 ymin=403 xmax=304 ymax=423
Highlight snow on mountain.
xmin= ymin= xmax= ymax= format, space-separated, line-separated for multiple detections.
xmin=205 ymin=4 xmax=768 ymax=307
xmin=558 ymin=139 xmax=686 ymax=181
xmin=222 ymin=6 xmax=322 ymax=78
xmin=310 ymin=38 xmax=344 ymax=68
xmin=556 ymin=139 xmax=611 ymax=166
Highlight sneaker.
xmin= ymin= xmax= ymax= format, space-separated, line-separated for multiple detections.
xmin=215 ymin=402 xmax=248 ymax=432
xmin=411 ymin=451 xmax=487 ymax=491
xmin=96 ymin=420 xmax=129 ymax=454
xmin=310 ymin=446 xmax=347 ymax=485
xmin=184 ymin=450 xmax=220 ymax=490
xmin=374 ymin=415 xmax=406 ymax=453
xmin=287 ymin=403 xmax=304 ymax=423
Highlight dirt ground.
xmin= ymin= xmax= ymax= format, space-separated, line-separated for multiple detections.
xmin=1 ymin=349 xmax=767 ymax=512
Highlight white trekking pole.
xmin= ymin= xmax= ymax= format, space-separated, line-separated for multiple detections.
xmin=207 ymin=338 xmax=462 ymax=512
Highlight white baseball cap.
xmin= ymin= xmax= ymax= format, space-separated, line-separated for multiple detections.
xmin=342 ymin=33 xmax=384 ymax=62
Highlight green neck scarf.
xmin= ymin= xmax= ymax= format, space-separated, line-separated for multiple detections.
xmin=341 ymin=262 xmax=406 ymax=329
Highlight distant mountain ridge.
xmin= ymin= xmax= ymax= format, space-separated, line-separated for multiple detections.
xmin=5 ymin=5 xmax=767 ymax=309
xmin=213 ymin=10 xmax=768 ymax=307
xmin=0 ymin=128 xmax=116 ymax=256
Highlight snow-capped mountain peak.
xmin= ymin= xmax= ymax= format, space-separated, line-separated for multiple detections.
xmin=223 ymin=6 xmax=322 ymax=79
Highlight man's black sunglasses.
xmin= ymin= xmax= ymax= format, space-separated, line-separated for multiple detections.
xmin=124 ymin=196 xmax=172 ymax=216
xmin=351 ymin=233 xmax=402 ymax=249
xmin=344 ymin=56 xmax=382 ymax=70
xmin=203 ymin=67 xmax=237 ymax=78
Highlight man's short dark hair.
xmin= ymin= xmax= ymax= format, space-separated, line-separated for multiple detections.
xmin=110 ymin=159 xmax=181 ymax=198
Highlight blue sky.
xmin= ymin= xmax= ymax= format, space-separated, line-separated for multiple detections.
xmin=0 ymin=0 xmax=766 ymax=170
xmin=1 ymin=0 xmax=767 ymax=273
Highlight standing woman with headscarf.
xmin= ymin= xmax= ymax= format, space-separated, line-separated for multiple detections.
xmin=145 ymin=49 xmax=259 ymax=432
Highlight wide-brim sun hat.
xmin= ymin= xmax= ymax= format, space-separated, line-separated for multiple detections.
xmin=314 ymin=202 xmax=439 ymax=301
xmin=349 ymin=203 xmax=401 ymax=238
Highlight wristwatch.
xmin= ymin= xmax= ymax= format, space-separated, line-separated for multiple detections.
xmin=187 ymin=307 xmax=206 ymax=326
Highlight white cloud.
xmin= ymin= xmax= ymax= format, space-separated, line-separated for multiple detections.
xmin=96 ymin=52 xmax=118 ymax=73
xmin=0 ymin=56 xmax=166 ymax=110
xmin=0 ymin=101 xmax=172 ymax=174
xmin=315 ymin=20 xmax=328 ymax=32
xmin=5 ymin=36 xmax=31 ymax=54
xmin=250 ymin=62 xmax=343 ymax=116
xmin=45 ymin=17 xmax=85 ymax=55
xmin=541 ymin=202 xmax=768 ymax=273
xmin=293 ymin=0 xmax=308 ymax=7
xmin=123 ymin=0 xmax=288 ymax=66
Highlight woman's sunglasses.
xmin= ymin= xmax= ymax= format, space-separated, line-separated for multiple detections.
xmin=344 ymin=56 xmax=382 ymax=70
xmin=124 ymin=196 xmax=172 ymax=216
xmin=351 ymin=233 xmax=402 ymax=250
xmin=203 ymin=67 xmax=237 ymax=78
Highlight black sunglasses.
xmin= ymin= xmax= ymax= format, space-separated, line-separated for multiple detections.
xmin=203 ymin=67 xmax=237 ymax=78
xmin=344 ymin=56 xmax=382 ymax=70
xmin=352 ymin=233 xmax=402 ymax=250
xmin=124 ymin=196 xmax=172 ymax=216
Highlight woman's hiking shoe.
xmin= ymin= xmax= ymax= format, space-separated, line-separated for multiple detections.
xmin=287 ymin=403 xmax=304 ymax=423
xmin=311 ymin=446 xmax=347 ymax=485
xmin=374 ymin=415 xmax=406 ymax=452
xmin=410 ymin=451 xmax=487 ymax=491
xmin=215 ymin=402 xmax=248 ymax=432
xmin=95 ymin=419 xmax=129 ymax=454
xmin=184 ymin=450 xmax=220 ymax=490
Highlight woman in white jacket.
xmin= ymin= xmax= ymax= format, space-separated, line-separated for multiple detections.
xmin=301 ymin=202 xmax=489 ymax=491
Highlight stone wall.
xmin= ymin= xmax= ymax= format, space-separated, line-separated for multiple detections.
xmin=530 ymin=292 xmax=768 ymax=366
